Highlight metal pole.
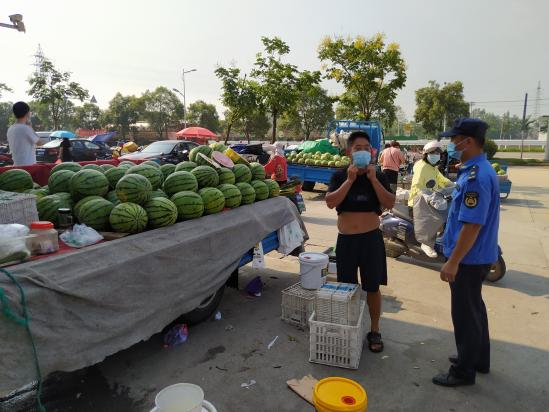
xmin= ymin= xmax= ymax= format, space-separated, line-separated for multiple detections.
xmin=520 ymin=93 xmax=528 ymax=160
xmin=545 ymin=117 xmax=549 ymax=161
xmin=182 ymin=69 xmax=187 ymax=129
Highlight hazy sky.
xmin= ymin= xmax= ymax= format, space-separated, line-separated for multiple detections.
xmin=1 ymin=0 xmax=548 ymax=120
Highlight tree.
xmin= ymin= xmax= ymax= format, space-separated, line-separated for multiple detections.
xmin=0 ymin=102 xmax=13 ymax=142
xmin=27 ymin=58 xmax=89 ymax=130
xmin=186 ymin=100 xmax=220 ymax=132
xmin=0 ymin=83 xmax=12 ymax=99
xmin=252 ymin=37 xmax=299 ymax=143
xmin=318 ymin=33 xmax=406 ymax=122
xmin=74 ymin=103 xmax=103 ymax=130
xmin=104 ymin=93 xmax=143 ymax=138
xmin=141 ymin=87 xmax=184 ymax=138
xmin=215 ymin=66 xmax=262 ymax=143
xmin=231 ymin=109 xmax=271 ymax=142
xmin=414 ymin=80 xmax=469 ymax=135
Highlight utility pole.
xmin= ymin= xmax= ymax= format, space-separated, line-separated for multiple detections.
xmin=545 ymin=117 xmax=549 ymax=161
xmin=181 ymin=68 xmax=197 ymax=128
xmin=520 ymin=93 xmax=528 ymax=160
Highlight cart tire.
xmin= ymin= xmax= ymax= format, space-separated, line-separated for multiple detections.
xmin=485 ymin=255 xmax=506 ymax=282
xmin=302 ymin=181 xmax=315 ymax=191
xmin=179 ymin=286 xmax=225 ymax=325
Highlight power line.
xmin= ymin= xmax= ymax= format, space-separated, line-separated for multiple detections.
xmin=470 ymin=98 xmax=549 ymax=104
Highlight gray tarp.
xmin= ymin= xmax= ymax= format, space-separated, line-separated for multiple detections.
xmin=0 ymin=197 xmax=302 ymax=395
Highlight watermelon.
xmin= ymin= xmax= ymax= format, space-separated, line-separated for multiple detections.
xmin=116 ymin=174 xmax=152 ymax=205
xmin=36 ymin=195 xmax=61 ymax=225
xmin=106 ymin=190 xmax=120 ymax=205
xmin=100 ymin=164 xmax=115 ymax=172
xmin=171 ymin=191 xmax=204 ymax=220
xmin=144 ymin=197 xmax=178 ymax=228
xmin=74 ymin=195 xmax=104 ymax=220
xmin=217 ymin=167 xmax=235 ymax=185
xmin=160 ymin=163 xmax=176 ymax=179
xmin=104 ymin=167 xmax=126 ymax=189
xmin=236 ymin=182 xmax=256 ymax=205
xmin=70 ymin=169 xmax=109 ymax=199
xmin=33 ymin=182 xmax=41 ymax=189
xmin=250 ymin=180 xmax=269 ymax=201
xmin=249 ymin=162 xmax=266 ymax=180
xmin=217 ymin=184 xmax=242 ymax=209
xmin=143 ymin=160 xmax=161 ymax=169
xmin=41 ymin=186 xmax=50 ymax=195
xmin=175 ymin=161 xmax=197 ymax=173
xmin=51 ymin=162 xmax=82 ymax=174
xmin=163 ymin=171 xmax=198 ymax=196
xmin=109 ymin=202 xmax=148 ymax=233
xmin=198 ymin=187 xmax=225 ymax=215
xmin=0 ymin=169 xmax=34 ymax=192
xmin=26 ymin=188 xmax=49 ymax=199
xmin=48 ymin=170 xmax=75 ymax=194
xmin=118 ymin=161 xmax=136 ymax=168
xmin=191 ymin=166 xmax=219 ymax=188
xmin=210 ymin=142 xmax=227 ymax=153
xmin=51 ymin=192 xmax=73 ymax=210
xmin=78 ymin=198 xmax=114 ymax=230
xmin=189 ymin=145 xmax=213 ymax=163
xmin=117 ymin=163 xmax=133 ymax=170
xmin=233 ymin=164 xmax=252 ymax=183
xmin=82 ymin=164 xmax=103 ymax=172
xmin=126 ymin=164 xmax=163 ymax=190
xmin=264 ymin=179 xmax=280 ymax=198
xmin=150 ymin=189 xmax=168 ymax=199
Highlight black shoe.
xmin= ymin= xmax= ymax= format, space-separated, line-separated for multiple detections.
xmin=432 ymin=372 xmax=475 ymax=387
xmin=448 ymin=355 xmax=490 ymax=374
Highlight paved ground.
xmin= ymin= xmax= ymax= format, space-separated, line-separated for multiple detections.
xmin=4 ymin=166 xmax=549 ymax=412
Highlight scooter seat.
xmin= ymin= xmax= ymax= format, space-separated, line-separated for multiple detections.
xmin=392 ymin=204 xmax=413 ymax=223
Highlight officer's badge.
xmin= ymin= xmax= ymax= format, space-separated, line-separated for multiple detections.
xmin=464 ymin=191 xmax=478 ymax=208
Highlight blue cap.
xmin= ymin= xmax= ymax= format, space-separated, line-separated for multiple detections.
xmin=439 ymin=118 xmax=489 ymax=143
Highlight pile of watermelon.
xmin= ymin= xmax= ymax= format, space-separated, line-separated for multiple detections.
xmin=0 ymin=148 xmax=280 ymax=235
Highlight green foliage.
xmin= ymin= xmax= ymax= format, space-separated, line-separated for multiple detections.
xmin=471 ymin=108 xmax=530 ymax=140
xmin=0 ymin=102 xmax=13 ymax=141
xmin=29 ymin=100 xmax=53 ymax=130
xmin=484 ymin=139 xmax=498 ymax=159
xmin=27 ymin=57 xmax=89 ymax=130
xmin=414 ymin=80 xmax=469 ymax=135
xmin=104 ymin=93 xmax=143 ymax=138
xmin=318 ymin=34 xmax=406 ymax=123
xmin=141 ymin=87 xmax=184 ymax=138
xmin=74 ymin=103 xmax=103 ymax=129
xmin=231 ymin=110 xmax=271 ymax=141
xmin=186 ymin=100 xmax=220 ymax=132
xmin=0 ymin=83 xmax=12 ymax=99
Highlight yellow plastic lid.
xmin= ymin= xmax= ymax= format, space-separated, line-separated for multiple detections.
xmin=313 ymin=377 xmax=367 ymax=412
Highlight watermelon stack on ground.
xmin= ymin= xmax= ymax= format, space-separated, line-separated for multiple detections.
xmin=235 ymin=182 xmax=256 ymax=205
xmin=126 ymin=164 xmax=163 ymax=190
xmin=217 ymin=184 xmax=242 ymax=209
xmin=104 ymin=167 xmax=126 ymax=189
xmin=70 ymin=169 xmax=109 ymax=199
xmin=217 ymin=167 xmax=235 ymax=185
xmin=250 ymin=180 xmax=269 ymax=201
xmin=51 ymin=162 xmax=82 ymax=174
xmin=191 ymin=166 xmax=219 ymax=188
xmin=116 ymin=174 xmax=152 ymax=205
xmin=48 ymin=170 xmax=75 ymax=194
xmin=209 ymin=142 xmax=227 ymax=153
xmin=171 ymin=191 xmax=204 ymax=220
xmin=144 ymin=197 xmax=178 ymax=228
xmin=106 ymin=190 xmax=120 ymax=205
xmin=163 ymin=171 xmax=198 ymax=196
xmin=233 ymin=164 xmax=252 ymax=183
xmin=160 ymin=164 xmax=176 ymax=179
xmin=198 ymin=187 xmax=225 ymax=215
xmin=143 ymin=160 xmax=161 ymax=169
xmin=0 ymin=169 xmax=34 ymax=192
xmin=175 ymin=161 xmax=197 ymax=173
xmin=100 ymin=164 xmax=115 ymax=172
xmin=74 ymin=195 xmax=104 ymax=220
xmin=82 ymin=164 xmax=104 ymax=172
xmin=78 ymin=198 xmax=114 ymax=230
xmin=264 ymin=179 xmax=280 ymax=198
xmin=150 ymin=189 xmax=168 ymax=199
xmin=249 ymin=162 xmax=266 ymax=180
xmin=189 ymin=146 xmax=213 ymax=164
xmin=118 ymin=161 xmax=136 ymax=169
xmin=110 ymin=202 xmax=148 ymax=233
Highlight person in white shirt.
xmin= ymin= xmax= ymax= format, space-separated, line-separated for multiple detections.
xmin=7 ymin=102 xmax=40 ymax=166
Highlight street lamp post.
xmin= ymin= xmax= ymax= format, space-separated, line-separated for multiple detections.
xmin=173 ymin=68 xmax=197 ymax=129
xmin=0 ymin=14 xmax=25 ymax=32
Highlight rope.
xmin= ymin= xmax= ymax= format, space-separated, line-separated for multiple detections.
xmin=0 ymin=269 xmax=46 ymax=412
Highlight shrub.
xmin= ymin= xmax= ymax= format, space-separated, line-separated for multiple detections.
xmin=484 ymin=139 xmax=498 ymax=159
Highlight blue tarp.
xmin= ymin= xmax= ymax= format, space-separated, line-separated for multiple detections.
xmin=89 ymin=132 xmax=117 ymax=142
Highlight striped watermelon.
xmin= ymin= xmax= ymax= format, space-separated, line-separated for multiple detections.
xmin=250 ymin=180 xmax=269 ymax=201
xmin=36 ymin=195 xmax=61 ymax=225
xmin=233 ymin=164 xmax=252 ymax=183
xmin=191 ymin=166 xmax=219 ymax=188
xmin=209 ymin=142 xmax=227 ymax=153
xmin=264 ymin=179 xmax=280 ymax=197
xmin=115 ymin=174 xmax=152 ymax=205
xmin=33 ymin=182 xmax=41 ymax=189
xmin=74 ymin=195 xmax=104 ymax=220
xmin=163 ymin=171 xmax=198 ymax=196
xmin=217 ymin=167 xmax=235 ymax=185
xmin=126 ymin=164 xmax=163 ymax=190
xmin=41 ymin=186 xmax=50 ymax=195
xmin=104 ymin=167 xmax=126 ymax=189
xmin=78 ymin=198 xmax=114 ymax=230
xmin=144 ymin=197 xmax=178 ymax=228
xmin=51 ymin=162 xmax=82 ymax=174
xmin=217 ymin=184 xmax=242 ymax=208
xmin=106 ymin=190 xmax=120 ymax=205
xmin=150 ymin=189 xmax=168 ymax=199
xmin=82 ymin=164 xmax=104 ymax=172
xmin=100 ymin=164 xmax=115 ymax=172
xmin=52 ymin=192 xmax=73 ymax=210
xmin=48 ymin=170 xmax=75 ymax=194
xmin=109 ymin=202 xmax=148 ymax=233
xmin=189 ymin=145 xmax=212 ymax=163
xmin=25 ymin=188 xmax=49 ymax=199
xmin=249 ymin=162 xmax=266 ymax=180
xmin=236 ymin=182 xmax=256 ymax=205
xmin=70 ymin=169 xmax=109 ymax=199
xmin=175 ymin=161 xmax=197 ymax=173
xmin=160 ymin=163 xmax=176 ymax=179
xmin=118 ymin=161 xmax=136 ymax=168
xmin=171 ymin=191 xmax=204 ymax=220
xmin=0 ymin=169 xmax=34 ymax=192
xmin=198 ymin=187 xmax=225 ymax=215
xmin=143 ymin=160 xmax=161 ymax=168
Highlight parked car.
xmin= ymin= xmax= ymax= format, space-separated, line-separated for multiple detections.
xmin=36 ymin=139 xmax=112 ymax=163
xmin=118 ymin=140 xmax=199 ymax=163
xmin=36 ymin=131 xmax=54 ymax=145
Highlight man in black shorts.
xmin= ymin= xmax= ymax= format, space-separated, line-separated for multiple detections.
xmin=326 ymin=131 xmax=395 ymax=352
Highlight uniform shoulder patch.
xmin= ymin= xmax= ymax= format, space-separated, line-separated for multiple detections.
xmin=467 ymin=165 xmax=479 ymax=181
xmin=464 ymin=191 xmax=479 ymax=208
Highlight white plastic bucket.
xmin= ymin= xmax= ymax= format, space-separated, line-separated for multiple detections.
xmin=299 ymin=252 xmax=329 ymax=290
xmin=152 ymin=383 xmax=206 ymax=412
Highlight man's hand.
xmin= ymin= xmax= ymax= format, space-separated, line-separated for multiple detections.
xmin=366 ymin=165 xmax=377 ymax=182
xmin=347 ymin=165 xmax=358 ymax=183
xmin=440 ymin=260 xmax=459 ymax=282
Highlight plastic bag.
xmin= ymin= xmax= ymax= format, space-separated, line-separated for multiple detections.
xmin=252 ymin=242 xmax=265 ymax=269
xmin=0 ymin=224 xmax=30 ymax=264
xmin=60 ymin=224 xmax=103 ymax=248
xmin=278 ymin=219 xmax=305 ymax=255
xmin=298 ymin=138 xmax=339 ymax=154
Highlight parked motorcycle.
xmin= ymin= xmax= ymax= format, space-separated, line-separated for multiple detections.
xmin=380 ymin=180 xmax=506 ymax=282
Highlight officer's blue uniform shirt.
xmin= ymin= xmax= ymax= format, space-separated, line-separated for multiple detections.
xmin=443 ymin=153 xmax=500 ymax=264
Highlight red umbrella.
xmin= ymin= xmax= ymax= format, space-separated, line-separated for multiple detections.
xmin=175 ymin=127 xmax=219 ymax=143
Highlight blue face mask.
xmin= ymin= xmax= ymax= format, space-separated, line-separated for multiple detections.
xmin=427 ymin=153 xmax=441 ymax=165
xmin=352 ymin=150 xmax=371 ymax=168
xmin=447 ymin=143 xmax=462 ymax=160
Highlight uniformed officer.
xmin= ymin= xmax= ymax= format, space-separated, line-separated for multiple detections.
xmin=432 ymin=118 xmax=500 ymax=387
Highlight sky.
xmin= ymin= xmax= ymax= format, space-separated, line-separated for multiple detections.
xmin=1 ymin=0 xmax=549 ymax=120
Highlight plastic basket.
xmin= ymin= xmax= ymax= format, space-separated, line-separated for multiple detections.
xmin=0 ymin=191 xmax=38 ymax=226
xmin=309 ymin=301 xmax=366 ymax=369
xmin=281 ymin=283 xmax=316 ymax=328
xmin=315 ymin=282 xmax=361 ymax=326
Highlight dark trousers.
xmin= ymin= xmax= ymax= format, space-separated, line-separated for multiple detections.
xmin=450 ymin=263 xmax=492 ymax=380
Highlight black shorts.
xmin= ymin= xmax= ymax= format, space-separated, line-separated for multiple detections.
xmin=336 ymin=229 xmax=388 ymax=292
xmin=382 ymin=169 xmax=399 ymax=185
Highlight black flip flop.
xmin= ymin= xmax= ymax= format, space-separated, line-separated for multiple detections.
xmin=367 ymin=331 xmax=384 ymax=353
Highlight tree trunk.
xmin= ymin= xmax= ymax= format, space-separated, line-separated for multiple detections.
xmin=224 ymin=122 xmax=232 ymax=144
xmin=271 ymin=110 xmax=277 ymax=144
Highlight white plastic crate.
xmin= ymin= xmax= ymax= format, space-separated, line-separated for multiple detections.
xmin=0 ymin=190 xmax=38 ymax=226
xmin=309 ymin=301 xmax=366 ymax=369
xmin=315 ymin=282 xmax=361 ymax=325
xmin=281 ymin=282 xmax=316 ymax=328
